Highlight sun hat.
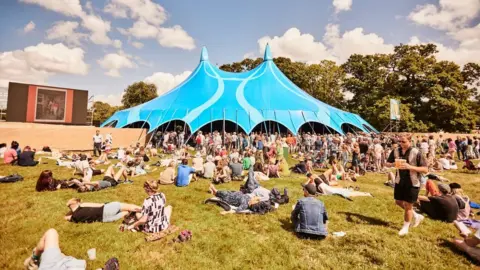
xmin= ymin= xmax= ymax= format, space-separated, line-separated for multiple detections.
xmin=438 ymin=183 xmax=451 ymax=194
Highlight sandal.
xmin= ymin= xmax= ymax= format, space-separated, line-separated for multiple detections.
xmin=145 ymin=225 xmax=178 ymax=242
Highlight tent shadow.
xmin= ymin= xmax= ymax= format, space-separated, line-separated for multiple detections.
xmin=338 ymin=211 xmax=392 ymax=227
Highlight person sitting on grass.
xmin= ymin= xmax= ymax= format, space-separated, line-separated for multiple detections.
xmin=64 ymin=198 xmax=141 ymax=223
xmin=291 ymin=159 xmax=308 ymax=174
xmin=213 ymin=160 xmax=232 ymax=184
xmin=159 ymin=161 xmax=176 ymax=185
xmin=242 ymin=152 xmax=252 ymax=170
xmin=417 ymin=183 xmax=459 ymax=223
xmin=126 ymin=179 xmax=173 ymax=233
xmin=18 ymin=146 xmax=40 ymax=167
xmin=176 ymin=159 xmax=197 ymax=187
xmin=36 ymin=170 xmax=82 ymax=192
xmin=203 ymin=155 xmax=216 ymax=179
xmin=291 ymin=183 xmax=328 ymax=240
xmin=453 ymin=229 xmax=480 ymax=262
xmin=23 ymin=228 xmax=86 ymax=270
xmin=449 ymin=183 xmax=471 ymax=221
xmin=266 ymin=159 xmax=280 ymax=178
xmin=192 ymin=152 xmax=204 ymax=176
xmin=3 ymin=141 xmax=19 ymax=165
xmin=229 ymin=157 xmax=244 ymax=180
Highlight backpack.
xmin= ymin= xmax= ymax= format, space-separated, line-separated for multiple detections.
xmin=0 ymin=174 xmax=23 ymax=183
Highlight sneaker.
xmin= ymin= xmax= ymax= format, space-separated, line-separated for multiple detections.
xmin=412 ymin=214 xmax=424 ymax=228
xmin=23 ymin=256 xmax=39 ymax=270
xmin=398 ymin=227 xmax=409 ymax=236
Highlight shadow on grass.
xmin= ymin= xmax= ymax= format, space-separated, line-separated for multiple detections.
xmin=438 ymin=238 xmax=480 ymax=266
xmin=279 ymin=218 xmax=294 ymax=232
xmin=338 ymin=212 xmax=391 ymax=227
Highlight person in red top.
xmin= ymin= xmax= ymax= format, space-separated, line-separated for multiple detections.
xmin=425 ymin=179 xmax=441 ymax=197
xmin=3 ymin=141 xmax=19 ymax=164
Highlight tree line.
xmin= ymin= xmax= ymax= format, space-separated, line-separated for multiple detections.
xmin=94 ymin=44 xmax=480 ymax=132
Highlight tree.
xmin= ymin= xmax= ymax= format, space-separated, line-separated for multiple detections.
xmin=121 ymin=82 xmax=158 ymax=109
xmin=92 ymin=101 xmax=120 ymax=123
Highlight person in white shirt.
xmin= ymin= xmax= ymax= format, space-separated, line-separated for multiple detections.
xmin=203 ymin=155 xmax=216 ymax=179
xmin=106 ymin=133 xmax=113 ymax=144
xmin=93 ymin=130 xmax=103 ymax=157
xmin=117 ymin=147 xmax=126 ymax=161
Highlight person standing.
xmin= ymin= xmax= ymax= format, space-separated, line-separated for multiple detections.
xmin=93 ymin=130 xmax=103 ymax=157
xmin=386 ymin=134 xmax=428 ymax=236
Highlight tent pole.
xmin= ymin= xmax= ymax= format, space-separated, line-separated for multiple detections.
xmin=183 ymin=109 xmax=189 ymax=133
xmin=235 ymin=109 xmax=238 ymax=133
xmin=222 ymin=108 xmax=226 ymax=147
xmin=210 ymin=109 xmax=213 ymax=134
xmin=136 ymin=110 xmax=154 ymax=143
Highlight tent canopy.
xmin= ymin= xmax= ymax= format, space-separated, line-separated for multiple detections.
xmin=101 ymin=45 xmax=378 ymax=135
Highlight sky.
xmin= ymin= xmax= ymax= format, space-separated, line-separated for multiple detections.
xmin=0 ymin=0 xmax=479 ymax=107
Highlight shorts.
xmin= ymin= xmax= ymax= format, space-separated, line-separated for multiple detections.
xmin=39 ymin=247 xmax=86 ymax=270
xmin=102 ymin=202 xmax=123 ymax=222
xmin=98 ymin=180 xmax=112 ymax=189
xmin=103 ymin=175 xmax=118 ymax=186
xmin=394 ymin=180 xmax=420 ymax=203
xmin=92 ymin=169 xmax=102 ymax=176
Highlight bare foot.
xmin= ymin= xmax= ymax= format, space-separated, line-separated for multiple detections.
xmin=209 ymin=184 xmax=217 ymax=194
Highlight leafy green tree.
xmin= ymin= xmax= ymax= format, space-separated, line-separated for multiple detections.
xmin=121 ymin=82 xmax=158 ymax=109
xmin=92 ymin=101 xmax=120 ymax=123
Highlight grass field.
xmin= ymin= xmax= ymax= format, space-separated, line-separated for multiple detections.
xmin=0 ymin=156 xmax=479 ymax=270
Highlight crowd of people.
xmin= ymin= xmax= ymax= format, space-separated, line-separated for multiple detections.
xmin=2 ymin=129 xmax=480 ymax=268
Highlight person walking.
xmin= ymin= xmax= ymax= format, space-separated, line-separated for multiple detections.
xmin=93 ymin=130 xmax=103 ymax=157
xmin=386 ymin=134 xmax=428 ymax=236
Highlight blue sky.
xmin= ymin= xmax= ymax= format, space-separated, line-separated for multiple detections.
xmin=0 ymin=0 xmax=478 ymax=106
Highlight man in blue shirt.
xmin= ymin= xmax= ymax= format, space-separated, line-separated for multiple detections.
xmin=291 ymin=183 xmax=328 ymax=239
xmin=176 ymin=159 xmax=196 ymax=187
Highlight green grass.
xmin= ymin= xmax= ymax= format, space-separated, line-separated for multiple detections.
xmin=0 ymin=157 xmax=479 ymax=270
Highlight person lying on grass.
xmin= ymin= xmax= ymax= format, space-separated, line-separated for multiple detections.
xmin=36 ymin=170 xmax=82 ymax=192
xmin=291 ymin=183 xmax=328 ymax=240
xmin=64 ymin=198 xmax=141 ymax=223
xmin=23 ymin=228 xmax=86 ymax=270
xmin=208 ymin=184 xmax=264 ymax=214
xmin=453 ymin=228 xmax=480 ymax=262
xmin=305 ymin=173 xmax=373 ymax=200
xmin=125 ymin=179 xmax=173 ymax=233
xmin=78 ymin=165 xmax=132 ymax=192
xmin=417 ymin=183 xmax=459 ymax=223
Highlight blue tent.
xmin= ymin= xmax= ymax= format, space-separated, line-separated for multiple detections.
xmin=101 ymin=45 xmax=377 ymax=135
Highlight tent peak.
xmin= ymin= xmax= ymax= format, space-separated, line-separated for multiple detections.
xmin=200 ymin=46 xmax=209 ymax=62
xmin=263 ymin=43 xmax=273 ymax=61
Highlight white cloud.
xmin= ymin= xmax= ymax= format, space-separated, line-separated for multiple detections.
xmin=157 ymin=26 xmax=196 ymax=50
xmin=251 ymin=25 xmax=394 ymax=63
xmin=144 ymin=71 xmax=192 ymax=96
xmin=46 ymin=21 xmax=86 ymax=46
xmin=256 ymin=28 xmax=334 ymax=63
xmin=333 ymin=0 xmax=352 ymax=13
xmin=22 ymin=0 xmax=116 ymax=47
xmin=23 ymin=21 xmax=35 ymax=33
xmin=119 ymin=19 xmax=159 ymax=39
xmin=97 ymin=53 xmax=137 ymax=77
xmin=0 ymin=43 xmax=88 ymax=88
xmin=409 ymin=36 xmax=480 ymax=66
xmin=131 ymin=41 xmax=144 ymax=49
xmin=323 ymin=24 xmax=394 ymax=62
xmin=104 ymin=0 xmax=167 ymax=26
xmin=408 ymin=0 xmax=480 ymax=31
xmin=113 ymin=39 xmax=123 ymax=49
xmin=81 ymin=14 xmax=112 ymax=45
xmin=119 ymin=21 xmax=196 ymax=50
xmin=104 ymin=3 xmax=128 ymax=18
xmin=95 ymin=93 xmax=124 ymax=106
xmin=20 ymin=0 xmax=84 ymax=17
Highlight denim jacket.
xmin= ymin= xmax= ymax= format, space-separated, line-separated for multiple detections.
xmin=291 ymin=197 xmax=328 ymax=236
